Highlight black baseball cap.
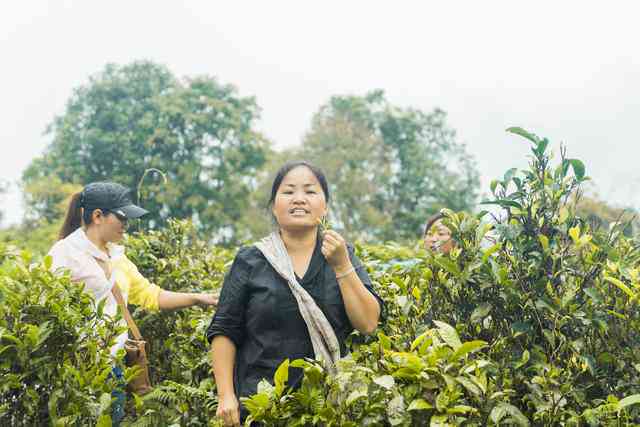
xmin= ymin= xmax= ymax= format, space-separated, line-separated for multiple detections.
xmin=79 ymin=182 xmax=149 ymax=219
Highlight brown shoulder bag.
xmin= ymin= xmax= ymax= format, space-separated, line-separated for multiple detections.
xmin=111 ymin=285 xmax=153 ymax=395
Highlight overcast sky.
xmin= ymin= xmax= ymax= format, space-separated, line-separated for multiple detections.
xmin=2 ymin=1 xmax=639 ymax=227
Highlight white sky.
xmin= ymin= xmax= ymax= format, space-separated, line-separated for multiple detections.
xmin=1 ymin=1 xmax=639 ymax=227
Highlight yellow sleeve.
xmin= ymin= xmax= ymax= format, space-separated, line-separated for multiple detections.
xmin=124 ymin=257 xmax=161 ymax=311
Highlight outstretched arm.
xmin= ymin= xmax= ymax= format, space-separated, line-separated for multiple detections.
xmin=158 ymin=290 xmax=218 ymax=310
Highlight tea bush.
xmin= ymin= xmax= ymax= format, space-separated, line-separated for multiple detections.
xmin=2 ymin=128 xmax=640 ymax=425
xmin=241 ymin=128 xmax=640 ymax=425
xmin=123 ymin=220 xmax=233 ymax=425
xmin=0 ymin=245 xmax=128 ymax=426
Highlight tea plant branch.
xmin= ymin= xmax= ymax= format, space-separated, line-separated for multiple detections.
xmin=137 ymin=168 xmax=168 ymax=205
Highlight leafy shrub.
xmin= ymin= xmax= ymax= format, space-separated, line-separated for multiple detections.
xmin=4 ymin=129 xmax=640 ymax=426
xmin=123 ymin=220 xmax=232 ymax=425
xmin=243 ymin=322 xmax=507 ymax=426
xmin=0 ymin=248 xmax=126 ymax=426
xmin=240 ymin=128 xmax=640 ymax=425
xmin=418 ymin=128 xmax=640 ymax=424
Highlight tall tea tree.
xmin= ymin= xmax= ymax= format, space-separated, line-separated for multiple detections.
xmin=23 ymin=61 xmax=269 ymax=243
xmin=299 ymin=90 xmax=479 ymax=241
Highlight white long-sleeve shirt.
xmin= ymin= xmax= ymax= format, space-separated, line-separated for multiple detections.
xmin=48 ymin=228 xmax=161 ymax=355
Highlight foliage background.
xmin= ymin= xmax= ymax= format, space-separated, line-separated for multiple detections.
xmin=2 ymin=60 xmax=486 ymax=248
xmin=3 ymin=129 xmax=640 ymax=425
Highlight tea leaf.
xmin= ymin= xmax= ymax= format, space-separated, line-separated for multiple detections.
xmin=433 ymin=320 xmax=462 ymax=350
xmin=506 ymin=126 xmax=540 ymax=144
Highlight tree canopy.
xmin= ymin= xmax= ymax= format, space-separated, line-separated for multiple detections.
xmin=23 ymin=61 xmax=270 ymax=244
xmin=296 ymin=90 xmax=480 ymax=242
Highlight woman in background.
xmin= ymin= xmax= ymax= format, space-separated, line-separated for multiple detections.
xmin=423 ymin=212 xmax=455 ymax=254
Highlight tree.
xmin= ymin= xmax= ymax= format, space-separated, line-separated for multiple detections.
xmin=297 ymin=90 xmax=479 ymax=242
xmin=0 ymin=177 xmax=80 ymax=255
xmin=22 ymin=176 xmax=81 ymax=225
xmin=574 ymin=193 xmax=638 ymax=236
xmin=23 ymin=61 xmax=270 ymax=244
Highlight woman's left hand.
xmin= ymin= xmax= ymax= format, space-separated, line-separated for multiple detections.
xmin=321 ymin=230 xmax=351 ymax=272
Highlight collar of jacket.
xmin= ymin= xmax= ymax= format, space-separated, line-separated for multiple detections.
xmin=66 ymin=227 xmax=126 ymax=262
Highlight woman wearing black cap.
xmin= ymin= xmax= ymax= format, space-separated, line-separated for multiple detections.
xmin=48 ymin=182 xmax=218 ymax=426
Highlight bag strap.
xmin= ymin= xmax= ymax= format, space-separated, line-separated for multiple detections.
xmin=111 ymin=279 xmax=144 ymax=341
xmin=94 ymin=256 xmax=144 ymax=341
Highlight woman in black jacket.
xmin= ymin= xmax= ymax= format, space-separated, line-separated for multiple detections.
xmin=207 ymin=161 xmax=383 ymax=426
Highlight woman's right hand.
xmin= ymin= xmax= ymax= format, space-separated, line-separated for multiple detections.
xmin=217 ymin=393 xmax=240 ymax=426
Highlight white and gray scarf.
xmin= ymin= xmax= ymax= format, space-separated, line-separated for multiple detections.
xmin=255 ymin=231 xmax=341 ymax=374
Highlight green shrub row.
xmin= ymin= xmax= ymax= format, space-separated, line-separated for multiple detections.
xmin=2 ymin=128 xmax=640 ymax=425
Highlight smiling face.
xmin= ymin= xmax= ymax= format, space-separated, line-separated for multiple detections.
xmin=271 ymin=166 xmax=328 ymax=232
xmin=424 ymin=219 xmax=454 ymax=254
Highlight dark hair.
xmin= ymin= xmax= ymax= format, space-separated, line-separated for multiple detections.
xmin=267 ymin=161 xmax=330 ymax=209
xmin=423 ymin=212 xmax=445 ymax=237
xmin=58 ymin=192 xmax=97 ymax=240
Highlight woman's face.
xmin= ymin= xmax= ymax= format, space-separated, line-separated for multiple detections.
xmin=90 ymin=209 xmax=128 ymax=243
xmin=272 ymin=166 xmax=327 ymax=232
xmin=424 ymin=219 xmax=454 ymax=254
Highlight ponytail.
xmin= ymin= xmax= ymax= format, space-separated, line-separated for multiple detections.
xmin=59 ymin=192 xmax=84 ymax=240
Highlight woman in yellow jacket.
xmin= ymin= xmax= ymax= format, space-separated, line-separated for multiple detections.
xmin=48 ymin=181 xmax=217 ymax=425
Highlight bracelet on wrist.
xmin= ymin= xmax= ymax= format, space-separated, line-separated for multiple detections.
xmin=335 ymin=265 xmax=355 ymax=280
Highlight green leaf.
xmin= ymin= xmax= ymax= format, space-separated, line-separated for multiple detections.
xmin=289 ymin=359 xmax=311 ymax=369
xmin=584 ymin=287 xmax=603 ymax=304
xmin=456 ymin=376 xmax=482 ymax=396
xmin=490 ymin=402 xmax=530 ymax=426
xmin=410 ymin=331 xmax=430 ymax=351
xmin=482 ymin=244 xmax=501 ymax=264
xmin=378 ymin=332 xmax=392 ymax=350
xmin=512 ymin=322 xmax=532 ymax=337
xmin=447 ymin=405 xmax=477 ymax=414
xmin=480 ymin=199 xmax=523 ymax=209
xmin=538 ymin=235 xmax=549 ymax=252
xmin=506 ymin=126 xmax=539 ymax=144
xmin=96 ymin=415 xmax=112 ymax=427
xmin=43 ymin=255 xmax=53 ymax=270
xmin=569 ymin=225 xmax=580 ymax=244
xmin=514 ymin=350 xmax=530 ymax=369
xmin=242 ymin=393 xmax=271 ymax=413
xmin=408 ymin=398 xmax=433 ymax=411
xmin=433 ymin=320 xmax=462 ymax=350
xmin=503 ymin=168 xmax=519 ymax=184
xmin=604 ymin=276 xmax=636 ymax=299
xmin=618 ymin=394 xmax=640 ymax=411
xmin=98 ymin=392 xmax=112 ymax=414
xmin=273 ymin=358 xmax=289 ymax=397
xmin=434 ymin=257 xmax=461 ymax=278
xmin=430 ymin=414 xmax=449 ymax=427
xmin=535 ymin=138 xmax=550 ymax=156
xmin=257 ymin=378 xmax=274 ymax=394
xmin=470 ymin=303 xmax=492 ymax=324
xmin=346 ymin=388 xmax=368 ymax=406
xmin=373 ymin=375 xmax=395 ymax=390
xmin=567 ymin=158 xmax=586 ymax=181
xmin=450 ymin=340 xmax=487 ymax=361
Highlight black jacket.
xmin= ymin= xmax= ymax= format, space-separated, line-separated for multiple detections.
xmin=206 ymin=238 xmax=383 ymax=400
